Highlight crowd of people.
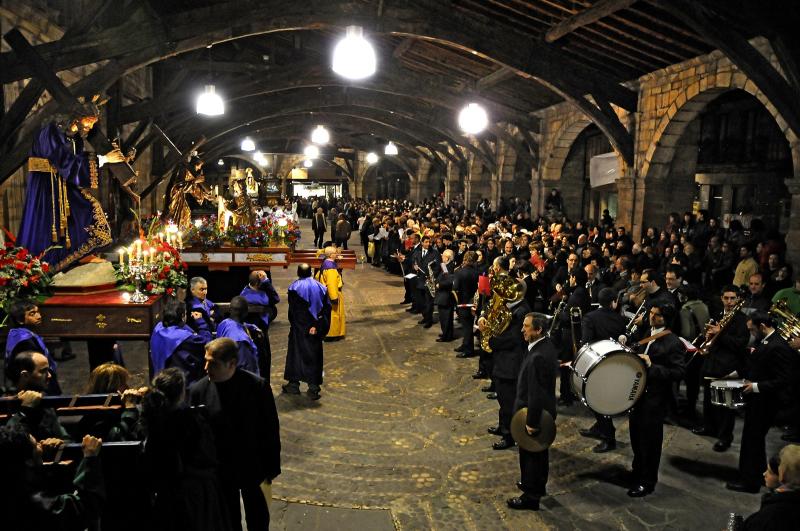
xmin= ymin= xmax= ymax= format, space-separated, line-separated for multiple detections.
xmin=0 ymin=253 xmax=347 ymax=530
xmin=4 ymin=190 xmax=800 ymax=528
xmin=304 ymin=193 xmax=800 ymax=523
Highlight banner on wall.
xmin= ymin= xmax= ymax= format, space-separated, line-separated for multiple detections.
xmin=589 ymin=152 xmax=619 ymax=188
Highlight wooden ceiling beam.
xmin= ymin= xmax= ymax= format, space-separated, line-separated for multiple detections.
xmin=545 ymin=0 xmax=638 ymax=43
xmin=476 ymin=67 xmax=516 ymax=91
xmin=393 ymin=37 xmax=415 ymax=58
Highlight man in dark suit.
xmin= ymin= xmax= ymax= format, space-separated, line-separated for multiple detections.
xmin=557 ymin=268 xmax=591 ymax=406
xmin=578 ymin=287 xmax=628 ymax=452
xmin=507 ymin=312 xmax=559 ymax=511
xmin=454 ymin=251 xmax=479 ymax=357
xmin=435 ymin=250 xmax=457 ymax=342
xmin=412 ymin=235 xmax=440 ymax=328
xmin=401 ymin=233 xmax=421 ymax=308
xmin=311 ymin=207 xmax=327 ymax=249
xmin=480 ymin=267 xmax=530 ymax=450
xmin=584 ymin=264 xmax=607 ymax=304
xmin=628 ymin=303 xmax=686 ymax=497
xmin=693 ymin=285 xmax=750 ymax=452
xmin=726 ymin=312 xmax=799 ymax=492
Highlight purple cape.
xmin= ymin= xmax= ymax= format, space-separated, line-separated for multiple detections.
xmin=240 ymin=284 xmax=274 ymax=325
xmin=150 ymin=322 xmax=195 ymax=374
xmin=5 ymin=327 xmax=56 ymax=372
xmin=288 ymin=277 xmax=328 ymax=320
xmin=320 ymin=258 xmax=338 ymax=271
xmin=216 ymin=318 xmax=259 ymax=373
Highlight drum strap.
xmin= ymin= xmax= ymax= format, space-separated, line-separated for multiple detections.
xmin=636 ymin=330 xmax=672 ymax=346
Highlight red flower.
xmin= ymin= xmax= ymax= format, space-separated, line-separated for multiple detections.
xmin=181 ymin=261 xmax=188 ymax=269
xmin=29 ymin=275 xmax=40 ymax=283
xmin=162 ymin=266 xmax=170 ymax=274
xmin=41 ymin=263 xmax=50 ymax=273
xmin=14 ymin=262 xmax=25 ymax=270
xmin=0 ymin=277 xmax=7 ymax=286
xmin=146 ymin=282 xmax=154 ymax=291
xmin=5 ymin=241 xmax=14 ymax=248
xmin=21 ymin=279 xmax=28 ymax=287
xmin=166 ymin=287 xmax=174 ymax=295
xmin=158 ymin=272 xmax=166 ymax=280
xmin=16 ymin=249 xmax=28 ymax=260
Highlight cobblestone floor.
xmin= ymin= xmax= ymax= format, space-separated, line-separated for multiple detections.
xmin=55 ymin=222 xmax=784 ymax=530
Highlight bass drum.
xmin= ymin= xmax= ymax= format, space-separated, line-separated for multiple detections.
xmin=570 ymin=339 xmax=647 ymax=416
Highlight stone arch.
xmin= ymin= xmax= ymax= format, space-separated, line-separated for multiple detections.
xmin=642 ymin=73 xmax=800 ymax=182
xmin=541 ymin=115 xmax=593 ymax=183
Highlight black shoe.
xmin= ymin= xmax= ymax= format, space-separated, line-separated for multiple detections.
xmin=282 ymin=384 xmax=301 ymax=395
xmin=506 ymin=496 xmax=539 ymax=511
xmin=481 ymin=385 xmax=495 ymax=393
xmin=488 ymin=426 xmax=502 ymax=435
xmin=406 ymin=308 xmax=417 ymax=313
xmin=423 ymin=323 xmax=433 ymax=329
xmin=436 ymin=337 xmax=454 ymax=342
xmin=725 ymin=481 xmax=761 ymax=494
xmin=516 ymin=481 xmax=524 ymax=491
xmin=592 ymin=440 xmax=617 ymax=453
xmin=493 ymin=438 xmax=515 ymax=450
xmin=627 ymin=484 xmax=654 ymax=498
xmin=472 ymin=371 xmax=488 ymax=380
xmin=579 ymin=428 xmax=603 ymax=440
xmin=418 ymin=318 xmax=427 ymax=324
xmin=454 ymin=345 xmax=465 ymax=352
xmin=557 ymin=397 xmax=574 ymax=407
xmin=692 ymin=427 xmax=713 ymax=436
xmin=713 ymin=440 xmax=731 ymax=452
xmin=456 ymin=352 xmax=477 ymax=358
xmin=307 ymin=389 xmax=321 ymax=401
xmin=486 ymin=392 xmax=498 ymax=400
xmin=400 ymin=299 xmax=412 ymax=304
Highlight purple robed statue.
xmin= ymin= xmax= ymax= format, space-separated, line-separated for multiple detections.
xmin=17 ymin=105 xmax=126 ymax=271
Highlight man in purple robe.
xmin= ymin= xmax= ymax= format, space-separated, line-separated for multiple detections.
xmin=186 ymin=276 xmax=220 ymax=334
xmin=4 ymin=300 xmax=60 ymax=395
xmin=18 ymin=102 xmax=126 ymax=272
xmin=282 ymin=263 xmax=331 ymax=400
xmin=150 ymin=299 xmax=211 ymax=386
xmin=216 ymin=296 xmax=261 ymax=375
xmin=240 ymin=270 xmax=279 ymax=375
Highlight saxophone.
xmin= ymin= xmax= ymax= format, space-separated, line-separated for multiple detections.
xmin=696 ymin=300 xmax=745 ymax=355
xmin=426 ymin=261 xmax=437 ymax=297
xmin=479 ymin=273 xmax=526 ymax=353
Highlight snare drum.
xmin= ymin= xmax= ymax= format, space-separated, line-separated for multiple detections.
xmin=709 ymin=379 xmax=747 ymax=410
xmin=570 ymin=339 xmax=648 ymax=416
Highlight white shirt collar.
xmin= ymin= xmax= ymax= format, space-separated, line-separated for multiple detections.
xmin=528 ymin=336 xmax=546 ymax=351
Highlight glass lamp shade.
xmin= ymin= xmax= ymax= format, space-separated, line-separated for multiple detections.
xmin=311 ymin=125 xmax=330 ymax=145
xmin=196 ymin=85 xmax=224 ymax=116
xmin=241 ymin=137 xmax=256 ymax=151
xmin=303 ymin=159 xmax=313 ymax=168
xmin=332 ymin=26 xmax=377 ymax=80
xmin=384 ymin=141 xmax=398 ymax=155
xmin=303 ymin=145 xmax=320 ymax=159
xmin=366 ymin=152 xmax=379 ymax=164
xmin=458 ymin=103 xmax=489 ymax=134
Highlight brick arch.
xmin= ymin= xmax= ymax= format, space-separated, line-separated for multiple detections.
xmin=642 ymin=74 xmax=800 ymax=181
xmin=541 ymin=116 xmax=593 ymax=183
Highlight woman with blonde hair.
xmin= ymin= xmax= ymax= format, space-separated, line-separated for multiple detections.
xmin=743 ymin=445 xmax=800 ymax=530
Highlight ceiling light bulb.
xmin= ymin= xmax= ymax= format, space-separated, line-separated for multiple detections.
xmin=217 ymin=158 xmax=224 ymax=166
xmin=458 ymin=103 xmax=489 ymax=134
xmin=303 ymin=145 xmax=320 ymax=159
xmin=311 ymin=125 xmax=330 ymax=145
xmin=366 ymin=152 xmax=379 ymax=164
xmin=303 ymin=159 xmax=313 ymax=168
xmin=196 ymin=84 xmax=224 ymax=116
xmin=241 ymin=137 xmax=255 ymax=151
xmin=384 ymin=141 xmax=398 ymax=156
xmin=332 ymin=26 xmax=377 ymax=80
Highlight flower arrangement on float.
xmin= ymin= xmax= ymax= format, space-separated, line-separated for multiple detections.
xmin=114 ymin=235 xmax=188 ymax=298
xmin=0 ymin=230 xmax=53 ymax=320
xmin=180 ymin=214 xmax=301 ymax=249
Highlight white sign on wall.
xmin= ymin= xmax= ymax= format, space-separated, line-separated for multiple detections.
xmin=589 ymin=152 xmax=619 ymax=188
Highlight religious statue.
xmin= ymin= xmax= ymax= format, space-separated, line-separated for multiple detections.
xmin=167 ymin=155 xmax=212 ymax=230
xmin=17 ymin=98 xmax=130 ymax=272
xmin=217 ymin=167 xmax=256 ymax=230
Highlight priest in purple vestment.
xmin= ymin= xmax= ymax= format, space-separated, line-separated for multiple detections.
xmin=17 ymin=102 xmax=126 ymax=272
xmin=240 ymin=270 xmax=279 ymax=375
xmin=282 ymin=264 xmax=331 ymax=400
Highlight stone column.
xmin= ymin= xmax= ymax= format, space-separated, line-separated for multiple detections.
xmin=530 ymin=167 xmax=544 ymax=216
xmin=785 ymin=179 xmax=800 ymax=267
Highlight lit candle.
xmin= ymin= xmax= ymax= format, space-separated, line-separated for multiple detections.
xmin=143 ymin=250 xmax=150 ymax=264
xmin=118 ymin=247 xmax=125 ymax=265
xmin=149 ymin=247 xmax=157 ymax=264
xmin=158 ymin=232 xmax=164 ymax=242
xmin=177 ymin=232 xmax=183 ymax=249
xmin=121 ymin=292 xmax=131 ymax=303
xmin=136 ymin=239 xmax=142 ymax=259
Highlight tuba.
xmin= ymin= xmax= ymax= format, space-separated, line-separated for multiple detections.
xmin=769 ymin=299 xmax=800 ymax=342
xmin=479 ymin=273 xmax=526 ymax=353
